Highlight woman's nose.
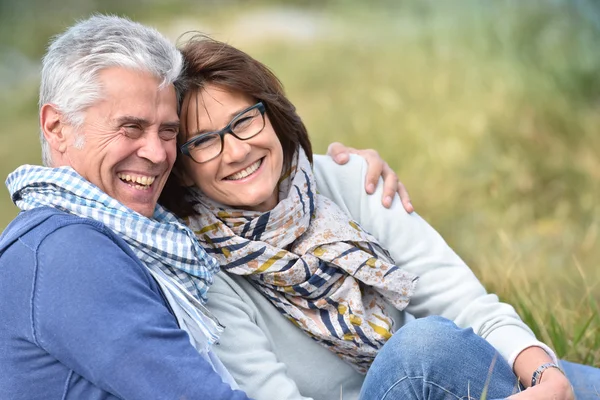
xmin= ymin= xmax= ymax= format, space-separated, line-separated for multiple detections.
xmin=221 ymin=133 xmax=251 ymax=163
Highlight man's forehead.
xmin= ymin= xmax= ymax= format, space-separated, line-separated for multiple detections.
xmin=93 ymin=68 xmax=179 ymax=123
xmin=98 ymin=67 xmax=175 ymax=97
xmin=113 ymin=115 xmax=180 ymax=128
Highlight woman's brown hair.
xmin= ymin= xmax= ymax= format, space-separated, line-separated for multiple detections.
xmin=160 ymin=34 xmax=313 ymax=218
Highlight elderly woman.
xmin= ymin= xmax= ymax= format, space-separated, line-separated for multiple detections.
xmin=160 ymin=35 xmax=599 ymax=400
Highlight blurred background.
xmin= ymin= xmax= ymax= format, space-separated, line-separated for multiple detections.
xmin=1 ymin=0 xmax=599 ymax=365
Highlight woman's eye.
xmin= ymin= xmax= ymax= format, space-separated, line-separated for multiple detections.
xmin=194 ymin=135 xmax=219 ymax=149
xmin=233 ymin=116 xmax=253 ymax=130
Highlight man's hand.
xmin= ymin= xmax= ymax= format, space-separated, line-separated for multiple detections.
xmin=327 ymin=142 xmax=413 ymax=212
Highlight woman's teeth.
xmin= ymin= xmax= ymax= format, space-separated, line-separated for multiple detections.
xmin=225 ymin=159 xmax=262 ymax=181
xmin=117 ymin=173 xmax=156 ymax=190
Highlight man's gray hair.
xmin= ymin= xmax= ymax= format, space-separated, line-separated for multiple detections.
xmin=39 ymin=14 xmax=184 ymax=166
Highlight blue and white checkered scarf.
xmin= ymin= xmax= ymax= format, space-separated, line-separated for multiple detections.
xmin=6 ymin=164 xmax=220 ymax=304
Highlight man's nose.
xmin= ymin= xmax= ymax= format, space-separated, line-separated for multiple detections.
xmin=221 ymin=133 xmax=251 ymax=163
xmin=137 ymin=132 xmax=170 ymax=164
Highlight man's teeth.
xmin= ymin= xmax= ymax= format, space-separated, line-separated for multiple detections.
xmin=225 ymin=159 xmax=262 ymax=181
xmin=117 ymin=173 xmax=156 ymax=190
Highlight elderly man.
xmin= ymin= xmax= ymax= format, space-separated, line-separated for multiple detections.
xmin=0 ymin=14 xmax=405 ymax=400
xmin=0 ymin=14 xmax=252 ymax=400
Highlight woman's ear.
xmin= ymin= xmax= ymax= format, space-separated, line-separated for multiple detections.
xmin=40 ymin=104 xmax=69 ymax=153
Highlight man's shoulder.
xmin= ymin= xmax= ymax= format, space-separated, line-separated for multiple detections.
xmin=0 ymin=207 xmax=122 ymax=256
xmin=5 ymin=208 xmax=154 ymax=295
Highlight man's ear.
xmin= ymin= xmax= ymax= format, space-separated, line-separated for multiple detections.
xmin=40 ymin=104 xmax=69 ymax=153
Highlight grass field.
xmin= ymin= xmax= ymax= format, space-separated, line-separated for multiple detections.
xmin=1 ymin=0 xmax=599 ymax=367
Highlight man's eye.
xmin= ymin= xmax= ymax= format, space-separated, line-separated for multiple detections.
xmin=160 ymin=129 xmax=179 ymax=140
xmin=123 ymin=125 xmax=143 ymax=138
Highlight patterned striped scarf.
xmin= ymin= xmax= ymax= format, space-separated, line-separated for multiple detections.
xmin=186 ymin=149 xmax=418 ymax=373
xmin=6 ymin=165 xmax=223 ymax=343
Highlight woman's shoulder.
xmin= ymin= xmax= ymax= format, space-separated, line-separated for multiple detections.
xmin=313 ymin=154 xmax=367 ymax=179
xmin=210 ymin=272 xmax=253 ymax=298
xmin=313 ymin=154 xmax=367 ymax=208
xmin=208 ymin=273 xmax=274 ymax=317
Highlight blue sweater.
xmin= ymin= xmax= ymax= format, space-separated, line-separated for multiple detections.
xmin=0 ymin=207 xmax=251 ymax=400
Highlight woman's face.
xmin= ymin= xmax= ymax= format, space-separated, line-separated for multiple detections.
xmin=180 ymin=84 xmax=284 ymax=212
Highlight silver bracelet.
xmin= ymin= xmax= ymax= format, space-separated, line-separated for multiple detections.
xmin=531 ymin=362 xmax=563 ymax=387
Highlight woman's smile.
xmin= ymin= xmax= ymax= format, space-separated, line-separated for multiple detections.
xmin=223 ymin=157 xmax=264 ymax=181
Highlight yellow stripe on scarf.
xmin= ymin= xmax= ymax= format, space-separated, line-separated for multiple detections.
xmin=368 ymin=321 xmax=392 ymax=340
xmin=194 ymin=222 xmax=220 ymax=235
xmin=255 ymin=250 xmax=288 ymax=273
xmin=373 ymin=313 xmax=393 ymax=330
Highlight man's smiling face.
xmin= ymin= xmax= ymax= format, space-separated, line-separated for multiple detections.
xmin=59 ymin=67 xmax=180 ymax=217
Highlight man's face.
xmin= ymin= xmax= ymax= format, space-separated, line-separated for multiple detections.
xmin=61 ymin=67 xmax=179 ymax=217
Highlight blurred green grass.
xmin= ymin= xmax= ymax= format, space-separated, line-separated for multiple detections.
xmin=1 ymin=0 xmax=599 ymax=366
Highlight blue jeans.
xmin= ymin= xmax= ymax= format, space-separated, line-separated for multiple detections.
xmin=359 ymin=316 xmax=600 ymax=400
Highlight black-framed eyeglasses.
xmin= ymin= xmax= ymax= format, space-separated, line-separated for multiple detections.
xmin=180 ymin=102 xmax=266 ymax=164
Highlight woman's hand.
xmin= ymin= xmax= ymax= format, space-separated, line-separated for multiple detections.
xmin=509 ymin=346 xmax=574 ymax=400
xmin=508 ymin=369 xmax=574 ymax=399
xmin=326 ymin=142 xmax=413 ymax=212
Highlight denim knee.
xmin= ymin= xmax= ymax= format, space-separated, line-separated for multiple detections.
xmin=360 ymin=316 xmax=518 ymax=400
xmin=371 ymin=315 xmax=510 ymax=380
xmin=387 ymin=315 xmax=466 ymax=363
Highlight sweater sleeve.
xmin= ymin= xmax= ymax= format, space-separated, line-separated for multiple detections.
xmin=33 ymin=222 xmax=251 ymax=400
xmin=312 ymin=154 xmax=557 ymax=367
xmin=206 ymin=274 xmax=313 ymax=400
